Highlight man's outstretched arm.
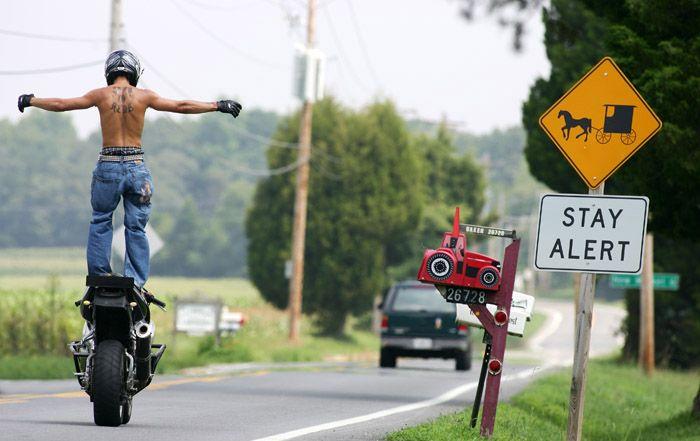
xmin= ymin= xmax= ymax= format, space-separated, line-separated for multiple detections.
xmin=146 ymin=90 xmax=242 ymax=117
xmin=18 ymin=91 xmax=98 ymax=113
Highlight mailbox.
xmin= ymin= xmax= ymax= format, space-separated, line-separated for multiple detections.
xmin=417 ymin=208 xmax=502 ymax=292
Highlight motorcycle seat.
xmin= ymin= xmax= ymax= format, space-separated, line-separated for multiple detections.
xmin=86 ymin=275 xmax=135 ymax=289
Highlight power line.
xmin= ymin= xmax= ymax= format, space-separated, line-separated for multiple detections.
xmin=130 ymin=47 xmax=191 ymax=97
xmin=187 ymin=0 xmax=258 ymax=12
xmin=0 ymin=28 xmax=106 ymax=43
xmin=0 ymin=60 xmax=103 ymax=76
xmin=345 ymin=0 xmax=382 ymax=87
xmin=322 ymin=7 xmax=372 ymax=93
xmin=133 ymin=56 xmax=310 ymax=176
xmin=170 ymin=0 xmax=286 ymax=71
xmin=229 ymin=155 xmax=311 ymax=177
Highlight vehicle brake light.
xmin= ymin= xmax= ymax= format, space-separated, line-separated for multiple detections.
xmin=380 ymin=315 xmax=388 ymax=332
xmin=457 ymin=324 xmax=468 ymax=335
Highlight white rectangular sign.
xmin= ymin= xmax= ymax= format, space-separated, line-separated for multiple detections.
xmin=175 ymin=303 xmax=219 ymax=335
xmin=456 ymin=304 xmax=528 ymax=337
xmin=534 ymin=194 xmax=648 ymax=274
xmin=454 ymin=291 xmax=534 ymax=337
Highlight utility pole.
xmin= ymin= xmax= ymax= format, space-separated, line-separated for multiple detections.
xmin=288 ymin=0 xmax=316 ymax=342
xmin=109 ymin=0 xmax=126 ymax=52
xmin=639 ymin=233 xmax=655 ymax=375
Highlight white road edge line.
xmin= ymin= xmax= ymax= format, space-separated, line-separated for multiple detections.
xmin=249 ymin=366 xmax=557 ymax=441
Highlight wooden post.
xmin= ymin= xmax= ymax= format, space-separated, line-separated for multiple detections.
xmin=288 ymin=0 xmax=316 ymax=342
xmin=109 ymin=0 xmax=126 ymax=52
xmin=477 ymin=238 xmax=520 ymax=437
xmin=639 ymin=233 xmax=655 ymax=375
xmin=573 ymin=272 xmax=581 ymax=346
xmin=371 ymin=296 xmax=383 ymax=334
xmin=566 ymin=183 xmax=604 ymax=441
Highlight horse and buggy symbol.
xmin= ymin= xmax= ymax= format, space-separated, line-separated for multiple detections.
xmin=558 ymin=104 xmax=637 ymax=145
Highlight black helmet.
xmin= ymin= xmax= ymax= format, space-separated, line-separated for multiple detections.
xmin=104 ymin=50 xmax=143 ymax=86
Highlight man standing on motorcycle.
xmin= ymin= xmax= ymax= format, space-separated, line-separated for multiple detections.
xmin=17 ymin=50 xmax=242 ymax=288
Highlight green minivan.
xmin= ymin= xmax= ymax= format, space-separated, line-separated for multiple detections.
xmin=379 ymin=281 xmax=472 ymax=371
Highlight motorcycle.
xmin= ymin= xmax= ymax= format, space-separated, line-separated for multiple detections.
xmin=69 ymin=275 xmax=167 ymax=426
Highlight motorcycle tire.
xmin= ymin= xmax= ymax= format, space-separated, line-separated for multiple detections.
xmin=93 ymin=339 xmax=125 ymax=426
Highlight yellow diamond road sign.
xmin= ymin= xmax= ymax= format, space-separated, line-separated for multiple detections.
xmin=539 ymin=57 xmax=662 ymax=188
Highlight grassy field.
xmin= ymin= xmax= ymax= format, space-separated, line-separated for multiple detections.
xmin=387 ymin=359 xmax=700 ymax=441
xmin=0 ymin=247 xmax=551 ymax=379
xmin=0 ymin=247 xmax=379 ymax=379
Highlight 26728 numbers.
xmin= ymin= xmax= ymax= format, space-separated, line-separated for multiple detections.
xmin=444 ymin=287 xmax=487 ymax=305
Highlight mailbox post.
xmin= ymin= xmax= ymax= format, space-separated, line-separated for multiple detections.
xmin=417 ymin=209 xmax=523 ymax=438
xmin=467 ymin=233 xmax=520 ymax=436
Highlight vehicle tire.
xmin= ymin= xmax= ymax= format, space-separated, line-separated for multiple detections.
xmin=379 ymin=348 xmax=397 ymax=368
xmin=93 ymin=339 xmax=125 ymax=427
xmin=455 ymin=350 xmax=471 ymax=371
xmin=121 ymin=396 xmax=132 ymax=425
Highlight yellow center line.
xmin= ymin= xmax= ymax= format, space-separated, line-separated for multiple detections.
xmin=0 ymin=371 xmax=268 ymax=406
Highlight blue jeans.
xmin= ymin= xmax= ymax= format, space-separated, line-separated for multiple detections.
xmin=87 ymin=160 xmax=154 ymax=287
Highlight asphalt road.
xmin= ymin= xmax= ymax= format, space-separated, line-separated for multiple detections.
xmin=0 ymin=299 xmax=625 ymax=441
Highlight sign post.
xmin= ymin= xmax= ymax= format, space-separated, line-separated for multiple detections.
xmin=537 ymin=56 xmax=661 ymax=441
xmin=639 ymin=233 xmax=655 ymax=375
xmin=567 ymin=183 xmax=603 ymax=441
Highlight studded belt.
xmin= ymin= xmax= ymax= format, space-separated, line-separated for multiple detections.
xmin=98 ymin=154 xmax=144 ymax=162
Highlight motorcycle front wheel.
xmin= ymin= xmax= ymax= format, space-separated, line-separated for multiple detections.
xmin=92 ymin=339 xmax=126 ymax=426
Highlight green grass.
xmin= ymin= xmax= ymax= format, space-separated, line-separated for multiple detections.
xmin=0 ymin=355 xmax=76 ymax=380
xmin=387 ymin=359 xmax=700 ymax=441
xmin=0 ymin=247 xmax=85 ymax=276
xmin=0 ymin=247 xmax=379 ymax=379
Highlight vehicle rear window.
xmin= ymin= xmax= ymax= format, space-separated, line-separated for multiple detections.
xmin=390 ymin=287 xmax=455 ymax=313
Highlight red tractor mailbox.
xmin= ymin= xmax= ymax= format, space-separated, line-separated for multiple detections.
xmin=417 ymin=208 xmax=502 ymax=292
xmin=417 ymin=207 xmax=521 ymax=438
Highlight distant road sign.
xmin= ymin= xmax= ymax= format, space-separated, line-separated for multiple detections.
xmin=539 ymin=57 xmax=662 ymax=188
xmin=175 ymin=301 xmax=221 ymax=335
xmin=534 ymin=194 xmax=649 ymax=274
xmin=610 ymin=273 xmax=680 ymax=291
xmin=112 ymin=224 xmax=164 ymax=260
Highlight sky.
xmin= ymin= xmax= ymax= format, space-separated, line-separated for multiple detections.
xmin=0 ymin=0 xmax=551 ymax=139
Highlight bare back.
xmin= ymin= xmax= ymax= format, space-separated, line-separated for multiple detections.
xmin=28 ymin=79 xmax=220 ymax=149
xmin=95 ymin=85 xmax=148 ymax=147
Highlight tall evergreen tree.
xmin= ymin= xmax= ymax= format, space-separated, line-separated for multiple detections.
xmin=521 ymin=0 xmax=700 ymax=368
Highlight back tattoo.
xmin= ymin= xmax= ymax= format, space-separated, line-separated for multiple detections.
xmin=111 ymin=87 xmax=134 ymax=114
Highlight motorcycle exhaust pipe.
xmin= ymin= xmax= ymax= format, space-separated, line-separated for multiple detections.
xmin=134 ymin=321 xmax=153 ymax=383
xmin=135 ymin=321 xmax=153 ymax=339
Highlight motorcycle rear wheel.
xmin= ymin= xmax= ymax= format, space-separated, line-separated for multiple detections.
xmin=93 ymin=339 xmax=125 ymax=426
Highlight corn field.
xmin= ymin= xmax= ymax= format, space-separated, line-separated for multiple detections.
xmin=0 ymin=277 xmax=83 ymax=355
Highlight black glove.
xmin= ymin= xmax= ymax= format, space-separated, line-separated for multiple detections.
xmin=18 ymin=94 xmax=34 ymax=113
xmin=217 ymin=100 xmax=242 ymax=118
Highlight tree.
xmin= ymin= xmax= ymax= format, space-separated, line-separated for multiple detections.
xmin=389 ymin=125 xmax=491 ymax=280
xmin=247 ymin=98 xmax=427 ymax=334
xmin=521 ymin=0 xmax=700 ymax=374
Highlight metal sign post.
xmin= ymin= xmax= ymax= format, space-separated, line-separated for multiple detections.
xmin=470 ymin=333 xmax=492 ymax=428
